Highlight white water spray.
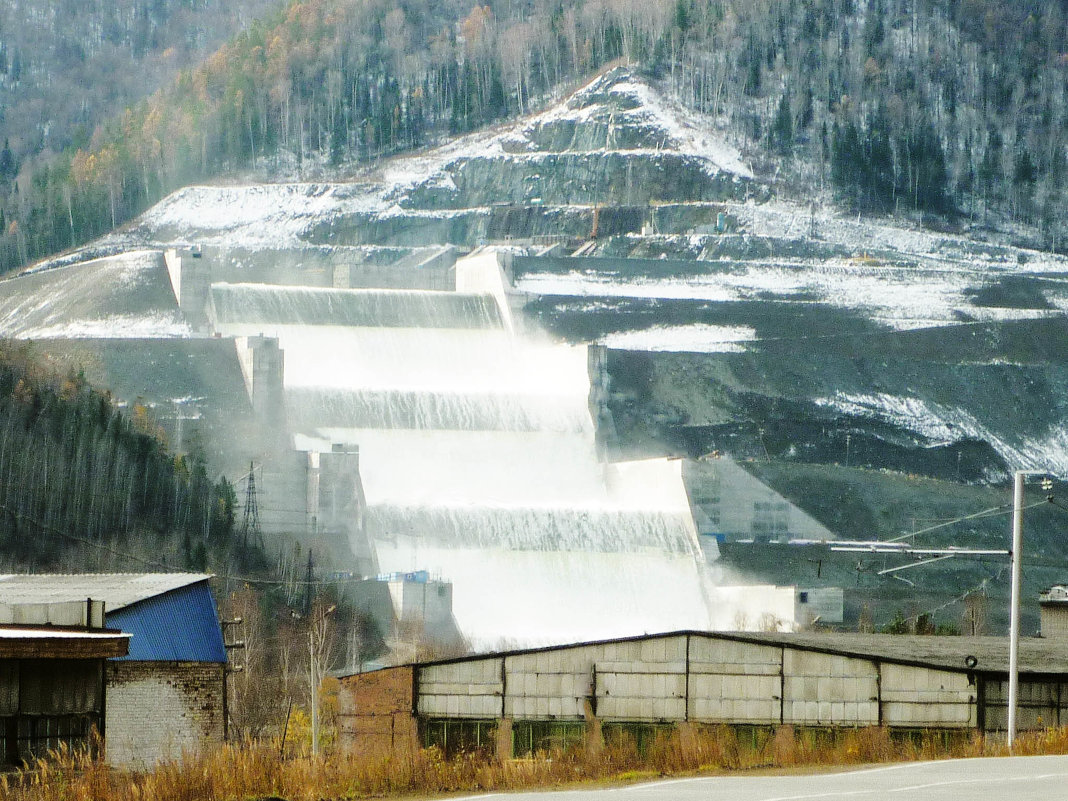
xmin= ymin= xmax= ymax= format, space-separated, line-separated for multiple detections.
xmin=214 ymin=256 xmax=716 ymax=646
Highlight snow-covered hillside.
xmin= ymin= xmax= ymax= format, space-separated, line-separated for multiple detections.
xmin=62 ymin=69 xmax=748 ymax=254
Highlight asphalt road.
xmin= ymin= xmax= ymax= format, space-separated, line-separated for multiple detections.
xmin=452 ymin=755 xmax=1068 ymax=801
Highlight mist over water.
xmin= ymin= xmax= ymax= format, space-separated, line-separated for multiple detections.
xmin=217 ymin=279 xmax=716 ymax=646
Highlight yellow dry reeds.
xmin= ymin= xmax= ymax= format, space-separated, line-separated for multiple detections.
xmin=4 ymin=724 xmax=1068 ymax=801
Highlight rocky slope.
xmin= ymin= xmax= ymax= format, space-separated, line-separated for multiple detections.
xmin=8 ymin=68 xmax=1068 ymax=632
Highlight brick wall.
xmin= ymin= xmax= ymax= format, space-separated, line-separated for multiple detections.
xmin=105 ymin=661 xmax=225 ymax=768
xmin=1041 ymin=605 xmax=1068 ymax=639
xmin=338 ymin=666 xmax=418 ymax=758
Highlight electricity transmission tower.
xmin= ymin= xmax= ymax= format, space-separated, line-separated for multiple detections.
xmin=241 ymin=461 xmax=262 ymax=549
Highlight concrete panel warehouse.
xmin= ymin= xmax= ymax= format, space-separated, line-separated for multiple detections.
xmin=339 ymin=630 xmax=1068 ymax=757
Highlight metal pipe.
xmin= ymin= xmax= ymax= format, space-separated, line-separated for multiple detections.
xmin=830 ymin=545 xmax=1008 ymax=556
xmin=1008 ymin=470 xmax=1026 ymax=750
xmin=876 ymin=554 xmax=957 ymax=575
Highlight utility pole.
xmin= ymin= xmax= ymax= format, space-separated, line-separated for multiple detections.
xmin=222 ymin=616 xmax=245 ymax=742
xmin=1008 ymin=471 xmax=1053 ymax=750
xmin=309 ymin=626 xmax=318 ymax=756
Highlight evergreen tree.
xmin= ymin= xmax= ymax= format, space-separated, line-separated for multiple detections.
xmin=744 ymin=39 xmax=762 ymax=97
xmin=979 ymin=130 xmax=1003 ymax=200
xmin=0 ymin=139 xmax=14 ymax=181
xmin=330 ymin=103 xmax=347 ymax=166
xmin=798 ymin=86 xmax=814 ymax=131
xmin=1014 ymin=151 xmax=1037 ymax=188
xmin=772 ymin=93 xmax=793 ymax=154
xmin=864 ymin=0 xmax=885 ymax=54
xmin=903 ymin=123 xmax=950 ymax=213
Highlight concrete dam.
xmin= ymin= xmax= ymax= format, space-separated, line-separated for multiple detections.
xmin=0 ymin=244 xmax=719 ymax=647
xmin=212 ymin=249 xmax=717 ymax=646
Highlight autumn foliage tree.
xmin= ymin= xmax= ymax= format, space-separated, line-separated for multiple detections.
xmin=4 ymin=0 xmax=1068 ymax=271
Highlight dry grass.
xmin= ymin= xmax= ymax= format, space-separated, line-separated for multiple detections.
xmin=3 ymin=725 xmax=1068 ymax=801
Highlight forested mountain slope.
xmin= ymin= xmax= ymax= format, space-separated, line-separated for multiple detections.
xmin=5 ymin=58 xmax=1068 ymax=632
xmin=4 ymin=0 xmax=1068 ymax=273
xmin=0 ymin=0 xmax=283 ymax=176
xmin=0 ymin=343 xmax=240 ymax=572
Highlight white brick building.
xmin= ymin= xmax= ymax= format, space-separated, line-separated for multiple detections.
xmin=0 ymin=574 xmax=226 ymax=767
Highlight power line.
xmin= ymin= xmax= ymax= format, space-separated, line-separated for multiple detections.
xmin=0 ymin=502 xmax=174 ymax=571
xmin=886 ymin=502 xmax=1016 ymax=542
xmin=898 ymin=567 xmax=1006 ymax=628
xmin=880 ymin=493 xmax=1068 ymax=626
xmin=0 ymin=502 xmax=368 ymax=587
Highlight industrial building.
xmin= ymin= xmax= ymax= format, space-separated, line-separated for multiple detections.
xmin=0 ymin=617 xmax=129 ymax=765
xmin=1040 ymin=586 xmax=1068 ymax=638
xmin=684 ymin=457 xmax=837 ymax=545
xmin=339 ymin=629 xmax=1068 ymax=758
xmin=0 ymin=573 xmax=227 ymax=767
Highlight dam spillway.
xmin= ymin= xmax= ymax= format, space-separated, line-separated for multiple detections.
xmin=211 ymin=256 xmax=716 ymax=646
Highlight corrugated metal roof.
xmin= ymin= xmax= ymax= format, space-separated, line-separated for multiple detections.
xmin=366 ymin=629 xmax=1068 ymax=678
xmin=107 ymin=582 xmax=226 ymax=662
xmin=726 ymin=631 xmax=1068 ymax=675
xmin=0 ymin=573 xmax=211 ymax=611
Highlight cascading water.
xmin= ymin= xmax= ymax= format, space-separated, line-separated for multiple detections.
xmin=211 ymin=283 xmax=504 ymax=329
xmin=213 ymin=269 xmax=716 ymax=647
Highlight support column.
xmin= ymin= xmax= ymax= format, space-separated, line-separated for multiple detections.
xmin=495 ymin=718 xmax=513 ymax=760
xmin=772 ymin=724 xmax=796 ymax=764
xmin=587 ymin=344 xmax=617 ymax=457
xmin=583 ymin=699 xmax=603 ymax=758
xmin=164 ymin=247 xmax=211 ymax=330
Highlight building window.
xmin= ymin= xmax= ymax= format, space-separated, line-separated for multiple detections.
xmin=512 ymin=720 xmax=585 ymax=757
xmin=422 ymin=719 xmax=496 ymax=758
xmin=603 ymin=722 xmax=673 ymax=756
xmin=752 ymin=500 xmax=790 ymax=539
xmin=2 ymin=714 xmax=96 ymax=765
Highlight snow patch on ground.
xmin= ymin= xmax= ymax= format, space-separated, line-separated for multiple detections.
xmin=601 ymin=324 xmax=756 ymax=352
xmin=814 ymin=391 xmax=1068 ymax=477
xmin=604 ymin=78 xmax=753 ymax=178
xmin=519 ymin=241 xmax=1068 ymax=331
xmin=524 ymin=70 xmax=752 ymax=178
xmin=17 ymin=314 xmax=192 ymax=340
xmin=729 ymin=199 xmax=1068 ymax=273
xmin=815 ymin=392 xmax=983 ymax=444
xmin=515 ymin=271 xmax=739 ymax=302
xmin=136 ymin=183 xmax=385 ymax=248
xmin=21 ymin=248 xmax=161 ymax=278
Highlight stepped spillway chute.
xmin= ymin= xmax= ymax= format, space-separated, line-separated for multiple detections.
xmin=209 ymin=251 xmax=717 ymax=646
xmin=209 ymin=282 xmax=505 ymax=330
xmin=294 ymin=429 xmax=604 ymax=506
xmin=371 ymin=546 xmax=713 ymax=647
xmin=216 ymin=322 xmax=595 ymax=433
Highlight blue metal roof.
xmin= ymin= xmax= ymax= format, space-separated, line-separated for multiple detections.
xmin=106 ymin=580 xmax=226 ymax=663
